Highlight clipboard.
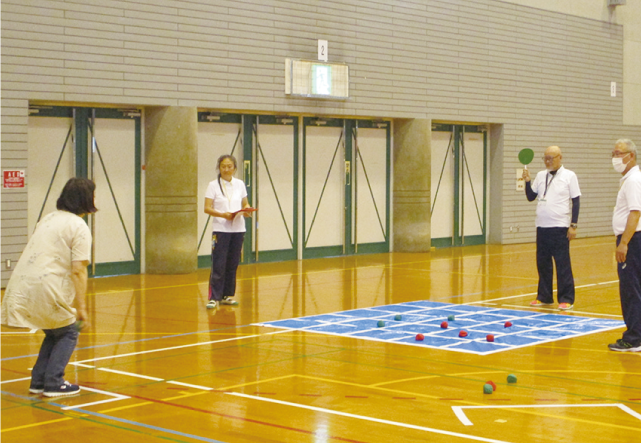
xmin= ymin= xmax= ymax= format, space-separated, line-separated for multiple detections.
xmin=231 ymin=207 xmax=257 ymax=217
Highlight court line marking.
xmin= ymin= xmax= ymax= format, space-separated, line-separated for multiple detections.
xmin=466 ymin=280 xmax=620 ymax=306
xmin=371 ymin=374 xmax=442 ymax=387
xmin=70 ymin=329 xmax=289 ymax=364
xmin=100 ymin=401 xmax=153 ymax=413
xmin=60 ymin=405 xmax=230 ymax=443
xmin=258 ymin=304 xmax=625 ymax=356
xmin=166 ymin=381 xmax=214 ymax=391
xmin=61 ymin=386 xmax=130 ymax=410
xmin=499 ymin=304 xmax=623 ymax=318
xmin=0 ymin=392 xmax=224 ymax=443
xmin=96 ymin=367 xmax=164 ymax=381
xmin=0 ymin=378 xmax=130 ymax=411
xmin=452 ymin=403 xmax=641 ymax=427
xmin=227 ymin=391 xmax=513 ymax=443
xmin=0 ymin=376 xmax=31 ymax=385
xmin=1 ymin=415 xmax=74 ymax=433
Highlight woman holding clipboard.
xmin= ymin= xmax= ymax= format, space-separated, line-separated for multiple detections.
xmin=204 ymin=155 xmax=255 ymax=309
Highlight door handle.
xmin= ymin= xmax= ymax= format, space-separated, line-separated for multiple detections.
xmin=244 ymin=160 xmax=251 ymax=187
xmin=345 ymin=161 xmax=351 ymax=185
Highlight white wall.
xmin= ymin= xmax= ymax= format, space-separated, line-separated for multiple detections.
xmin=2 ymin=0 xmax=641 ymax=286
xmin=504 ymin=0 xmax=641 ymax=125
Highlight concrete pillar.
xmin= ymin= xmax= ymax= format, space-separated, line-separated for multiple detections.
xmin=393 ymin=119 xmax=431 ymax=252
xmin=145 ymin=107 xmax=198 ymax=273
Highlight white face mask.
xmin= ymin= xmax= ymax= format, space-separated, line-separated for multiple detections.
xmin=612 ymin=155 xmax=629 ymax=173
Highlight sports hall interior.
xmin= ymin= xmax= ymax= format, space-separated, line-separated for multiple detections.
xmin=2 ymin=1 xmax=641 ymax=442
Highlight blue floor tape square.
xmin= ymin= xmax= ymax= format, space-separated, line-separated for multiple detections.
xmin=255 ymin=301 xmax=625 ymax=355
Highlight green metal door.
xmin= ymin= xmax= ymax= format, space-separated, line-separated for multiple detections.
xmin=303 ymin=118 xmax=390 ymax=258
xmin=197 ymin=112 xmax=244 ymax=267
xmin=431 ymin=124 xmax=486 ymax=247
xmin=28 ymin=106 xmax=142 ymax=276
xmin=244 ymin=115 xmax=299 ymax=263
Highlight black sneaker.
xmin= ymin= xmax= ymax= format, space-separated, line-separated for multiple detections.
xmin=608 ymin=339 xmax=641 ymax=352
xmin=43 ymin=381 xmax=81 ymax=397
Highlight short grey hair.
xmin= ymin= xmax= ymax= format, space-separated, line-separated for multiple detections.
xmin=615 ymin=139 xmax=637 ymax=156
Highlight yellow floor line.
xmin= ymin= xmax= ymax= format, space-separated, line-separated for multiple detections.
xmin=2 ymin=416 xmax=74 ymax=433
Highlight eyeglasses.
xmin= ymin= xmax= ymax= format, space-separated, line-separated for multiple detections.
xmin=542 ymin=154 xmax=560 ymax=162
xmin=612 ymin=151 xmax=630 ymax=158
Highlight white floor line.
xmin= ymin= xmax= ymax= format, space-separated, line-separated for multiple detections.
xmin=73 ymin=363 xmax=96 ymax=368
xmin=227 ymin=392 xmax=513 ymax=443
xmin=466 ymin=280 xmax=619 ymax=306
xmin=95 ymin=367 xmax=164 ymax=381
xmin=618 ymin=404 xmax=641 ymax=421
xmin=167 ymin=380 xmax=213 ymax=390
xmin=452 ymin=403 xmax=641 ymax=426
xmin=466 ymin=292 xmax=537 ymax=304
xmin=499 ymin=304 xmax=623 ymax=318
xmin=61 ymin=385 xmax=130 ymax=410
xmin=0 ymin=376 xmax=31 ymax=384
xmin=72 ymin=329 xmax=290 ymax=364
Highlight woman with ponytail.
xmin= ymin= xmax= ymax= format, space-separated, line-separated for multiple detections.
xmin=203 ymin=155 xmax=253 ymax=308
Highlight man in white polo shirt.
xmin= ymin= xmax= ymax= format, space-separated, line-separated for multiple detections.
xmin=608 ymin=139 xmax=641 ymax=352
xmin=523 ymin=145 xmax=581 ymax=311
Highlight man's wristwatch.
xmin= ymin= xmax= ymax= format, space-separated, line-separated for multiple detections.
xmin=570 ymin=223 xmax=578 ymax=229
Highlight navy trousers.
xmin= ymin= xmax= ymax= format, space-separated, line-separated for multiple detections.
xmin=31 ymin=324 xmax=78 ymax=390
xmin=209 ymin=232 xmax=245 ymax=302
xmin=536 ymin=227 xmax=575 ymax=304
xmin=618 ymin=232 xmax=641 ymax=346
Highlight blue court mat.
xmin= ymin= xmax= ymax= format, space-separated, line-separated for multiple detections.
xmin=254 ymin=301 xmax=624 ymax=355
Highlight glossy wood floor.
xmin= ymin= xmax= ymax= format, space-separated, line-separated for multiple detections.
xmin=2 ymin=237 xmax=640 ymax=443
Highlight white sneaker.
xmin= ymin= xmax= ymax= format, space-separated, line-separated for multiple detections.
xmin=220 ymin=297 xmax=238 ymax=305
xmin=206 ymin=300 xmax=217 ymax=309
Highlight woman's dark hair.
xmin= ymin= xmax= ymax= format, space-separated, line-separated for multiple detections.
xmin=217 ymin=155 xmax=237 ymax=192
xmin=56 ymin=178 xmax=97 ymax=215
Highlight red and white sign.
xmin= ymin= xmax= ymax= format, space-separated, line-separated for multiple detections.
xmin=3 ymin=170 xmax=25 ymax=188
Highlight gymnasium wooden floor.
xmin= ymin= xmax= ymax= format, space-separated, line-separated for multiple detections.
xmin=2 ymin=237 xmax=640 ymax=443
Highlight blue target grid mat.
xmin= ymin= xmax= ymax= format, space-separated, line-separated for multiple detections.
xmin=255 ymin=301 xmax=624 ymax=355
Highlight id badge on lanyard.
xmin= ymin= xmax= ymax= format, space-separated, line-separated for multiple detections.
xmin=538 ymin=172 xmax=555 ymax=207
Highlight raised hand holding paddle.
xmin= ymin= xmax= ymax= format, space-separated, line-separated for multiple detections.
xmin=519 ymin=148 xmax=535 ymax=182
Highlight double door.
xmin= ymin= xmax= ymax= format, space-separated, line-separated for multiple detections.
xmin=303 ymin=118 xmax=390 ymax=258
xmin=431 ymin=124 xmax=486 ymax=247
xmin=198 ymin=114 xmax=391 ymax=265
xmin=28 ymin=106 xmax=141 ymax=276
xmin=197 ymin=114 xmax=298 ymax=265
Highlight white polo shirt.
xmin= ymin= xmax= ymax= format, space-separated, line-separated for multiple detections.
xmin=530 ymin=166 xmax=581 ymax=228
xmin=205 ymin=177 xmax=248 ymax=233
xmin=613 ymin=165 xmax=641 ymax=236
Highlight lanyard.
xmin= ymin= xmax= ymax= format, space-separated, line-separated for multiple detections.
xmin=543 ymin=172 xmax=556 ymax=198
xmin=221 ymin=179 xmax=233 ymax=203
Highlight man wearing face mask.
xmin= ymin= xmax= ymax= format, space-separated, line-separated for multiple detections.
xmin=522 ymin=146 xmax=581 ymax=311
xmin=609 ymin=139 xmax=641 ymax=352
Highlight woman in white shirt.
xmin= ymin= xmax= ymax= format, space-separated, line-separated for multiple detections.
xmin=204 ymin=155 xmax=253 ymax=309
